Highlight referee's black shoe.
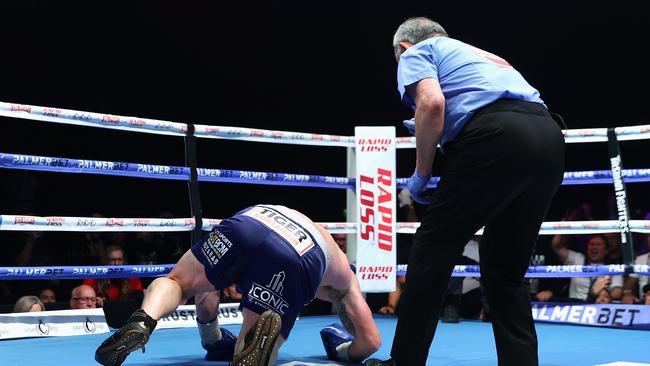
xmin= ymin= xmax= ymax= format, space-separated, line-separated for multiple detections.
xmin=441 ymin=303 xmax=460 ymax=323
xmin=95 ymin=309 xmax=157 ymax=366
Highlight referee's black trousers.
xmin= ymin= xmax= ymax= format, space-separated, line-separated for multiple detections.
xmin=391 ymin=99 xmax=565 ymax=366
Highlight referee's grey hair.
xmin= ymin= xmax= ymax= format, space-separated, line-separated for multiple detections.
xmin=393 ymin=17 xmax=448 ymax=50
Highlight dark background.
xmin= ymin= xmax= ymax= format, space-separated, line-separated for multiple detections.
xmin=1 ymin=1 xmax=649 ymax=226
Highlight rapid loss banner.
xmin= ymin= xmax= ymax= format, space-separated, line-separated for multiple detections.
xmin=355 ymin=127 xmax=396 ymax=292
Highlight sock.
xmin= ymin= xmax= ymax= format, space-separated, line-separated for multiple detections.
xmin=129 ymin=309 xmax=158 ymax=332
xmin=335 ymin=341 xmax=353 ymax=362
xmin=197 ymin=316 xmax=222 ymax=345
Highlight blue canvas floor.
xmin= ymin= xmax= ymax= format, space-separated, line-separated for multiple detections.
xmin=1 ymin=314 xmax=649 ymax=365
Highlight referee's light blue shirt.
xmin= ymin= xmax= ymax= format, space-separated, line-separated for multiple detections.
xmin=397 ymin=37 xmax=544 ymax=145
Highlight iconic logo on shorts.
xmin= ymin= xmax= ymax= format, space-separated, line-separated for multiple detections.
xmin=268 ymin=271 xmax=285 ymax=295
xmin=248 ymin=271 xmax=289 ymax=315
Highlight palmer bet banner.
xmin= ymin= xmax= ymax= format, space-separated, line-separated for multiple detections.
xmin=355 ymin=126 xmax=396 ymax=292
xmin=0 ymin=308 xmax=109 ymax=340
xmin=157 ymin=303 xmax=243 ymax=330
xmin=532 ymin=302 xmax=650 ymax=330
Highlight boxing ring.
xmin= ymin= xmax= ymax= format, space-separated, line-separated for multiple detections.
xmin=1 ymin=101 xmax=650 ymax=365
xmin=3 ymin=315 xmax=650 ymax=366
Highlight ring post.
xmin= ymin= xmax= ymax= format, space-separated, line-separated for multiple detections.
xmin=354 ymin=127 xmax=396 ymax=292
xmin=184 ymin=122 xmax=203 ymax=243
xmin=346 ymin=146 xmax=358 ymax=264
xmin=607 ymin=128 xmax=635 ymax=272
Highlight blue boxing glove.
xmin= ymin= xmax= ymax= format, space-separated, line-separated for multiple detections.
xmin=203 ymin=327 xmax=237 ymax=361
xmin=320 ymin=323 xmax=354 ymax=362
xmin=407 ymin=171 xmax=433 ymax=205
xmin=403 ymin=118 xmax=416 ymax=136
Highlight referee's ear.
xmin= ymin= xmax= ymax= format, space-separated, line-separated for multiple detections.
xmin=395 ymin=41 xmax=412 ymax=61
xmin=398 ymin=41 xmax=412 ymax=51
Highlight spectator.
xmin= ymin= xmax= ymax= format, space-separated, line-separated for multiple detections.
xmin=83 ymin=245 xmax=144 ymax=303
xmin=9 ymin=230 xmax=70 ymax=302
xmin=73 ymin=213 xmax=137 ymax=264
xmin=643 ymin=284 xmax=650 ymax=305
xmin=380 ymin=238 xmax=487 ymax=322
xmin=623 ymin=225 xmax=650 ymax=299
xmin=378 ymin=275 xmax=406 ymax=315
xmin=332 ymin=233 xmax=348 ymax=254
xmin=604 ymin=194 xmax=628 ymax=264
xmin=378 ymin=190 xmax=486 ymax=322
xmin=130 ymin=211 xmax=185 ymax=266
xmin=83 ymin=213 xmax=109 ymax=265
xmin=0 ymin=282 xmax=13 ymax=306
xmin=132 ymin=213 xmax=183 ymax=265
xmin=15 ymin=231 xmax=46 ymax=266
xmin=603 ymin=232 xmax=623 ymax=264
xmin=439 ymin=239 xmax=480 ymax=323
xmin=377 ymin=189 xmax=417 ymax=316
xmin=70 ymin=285 xmax=98 ymax=309
xmin=586 ymin=276 xmax=614 ymax=303
xmin=621 ymin=289 xmax=638 ymax=305
xmin=133 ymin=231 xmax=162 ymax=264
xmin=551 ymin=234 xmax=624 ymax=301
xmin=39 ymin=288 xmax=57 ymax=304
xmin=13 ymin=295 xmax=45 ymax=313
xmin=63 ymin=214 xmax=118 ymax=273
xmin=457 ymin=238 xmax=488 ymax=321
xmin=530 ymin=237 xmax=568 ymax=303
xmin=0 ymin=171 xmax=39 ymax=304
xmin=594 ymin=288 xmax=611 ymax=304
xmin=535 ymin=205 xmax=592 ymax=302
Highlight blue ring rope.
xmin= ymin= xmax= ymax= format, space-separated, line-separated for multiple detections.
xmin=0 ymin=265 xmax=174 ymax=280
xmin=2 ymin=152 xmax=650 ymax=189
xmin=0 ymin=264 xmax=645 ymax=280
xmin=0 ymin=152 xmax=354 ymax=189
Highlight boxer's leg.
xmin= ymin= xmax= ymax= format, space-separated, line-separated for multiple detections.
xmin=95 ymin=249 xmax=214 ymax=366
xmin=231 ymin=308 xmax=286 ymax=366
xmin=196 ymin=290 xmax=239 ymax=361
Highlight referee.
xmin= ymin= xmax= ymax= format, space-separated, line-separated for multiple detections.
xmin=367 ymin=17 xmax=565 ymax=366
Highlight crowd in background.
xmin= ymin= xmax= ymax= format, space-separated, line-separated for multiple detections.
xmin=1 ymin=172 xmax=649 ymax=316
xmin=370 ymin=197 xmax=650 ymax=324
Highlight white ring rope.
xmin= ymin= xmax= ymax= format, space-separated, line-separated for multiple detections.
xmin=0 ymin=102 xmax=354 ymax=147
xmin=2 ymin=101 xmax=649 ymax=147
xmin=1 ymin=215 xmax=648 ymax=235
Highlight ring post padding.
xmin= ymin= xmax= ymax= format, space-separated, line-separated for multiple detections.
xmin=346 ymin=146 xmax=357 ymax=264
xmin=184 ymin=122 xmax=203 ymax=243
xmin=607 ymin=128 xmax=635 ymax=271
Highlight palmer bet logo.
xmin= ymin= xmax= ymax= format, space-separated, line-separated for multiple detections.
xmin=248 ymin=271 xmax=289 ymax=315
